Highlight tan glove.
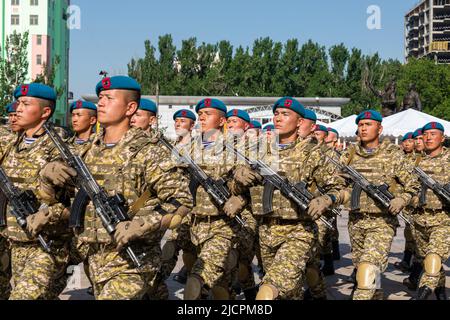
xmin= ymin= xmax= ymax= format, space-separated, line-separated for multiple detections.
xmin=307 ymin=195 xmax=333 ymax=221
xmin=40 ymin=161 xmax=77 ymax=187
xmin=114 ymin=218 xmax=150 ymax=251
xmin=26 ymin=207 xmax=51 ymax=237
xmin=389 ymin=198 xmax=407 ymax=215
xmin=234 ymin=166 xmax=263 ymax=188
xmin=410 ymin=196 xmax=420 ymax=208
xmin=223 ymin=195 xmax=246 ymax=219
xmin=160 ymin=205 xmax=190 ymax=231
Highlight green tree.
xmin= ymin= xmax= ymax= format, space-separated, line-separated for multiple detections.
xmin=34 ymin=55 xmax=64 ymax=98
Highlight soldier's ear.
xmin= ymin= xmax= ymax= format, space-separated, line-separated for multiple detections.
xmin=378 ymin=124 xmax=384 ymax=136
xmin=126 ymin=101 xmax=139 ymax=117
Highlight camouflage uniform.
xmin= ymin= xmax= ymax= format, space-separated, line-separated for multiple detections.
xmin=0 ymin=131 xmax=72 ymax=300
xmin=234 ymin=137 xmax=345 ymax=299
xmin=72 ymin=127 xmax=192 ymax=300
xmin=341 ymin=140 xmax=420 ymax=300
xmin=186 ymin=135 xmax=241 ymax=299
xmin=0 ymin=236 xmax=11 ymax=300
xmin=412 ymin=147 xmax=450 ymax=290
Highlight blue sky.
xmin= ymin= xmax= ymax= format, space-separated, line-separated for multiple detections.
xmin=69 ymin=0 xmax=420 ymax=99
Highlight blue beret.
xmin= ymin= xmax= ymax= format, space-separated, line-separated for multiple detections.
xmin=14 ymin=83 xmax=57 ymax=103
xmin=95 ymin=76 xmax=141 ymax=97
xmin=401 ymin=132 xmax=414 ymax=142
xmin=263 ymin=124 xmax=275 ymax=132
xmin=304 ymin=109 xmax=317 ymax=122
xmin=70 ymin=100 xmax=97 ymax=113
xmin=327 ymin=127 xmax=339 ymax=138
xmin=249 ymin=120 xmax=262 ymax=130
xmin=412 ymin=129 xmax=424 ymax=138
xmin=315 ymin=125 xmax=329 ymax=133
xmin=139 ymin=98 xmax=157 ymax=114
xmin=356 ymin=110 xmax=383 ymax=124
xmin=6 ymin=101 xmax=18 ymax=114
xmin=272 ymin=97 xmax=306 ymax=118
xmin=226 ymin=109 xmax=250 ymax=123
xmin=195 ymin=98 xmax=227 ymax=114
xmin=422 ymin=122 xmax=445 ymax=133
xmin=173 ymin=109 xmax=196 ymax=122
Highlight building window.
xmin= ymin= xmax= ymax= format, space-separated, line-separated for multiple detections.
xmin=36 ymin=54 xmax=42 ymax=65
xmin=30 ymin=0 xmax=38 ymax=5
xmin=11 ymin=0 xmax=19 ymax=6
xmin=37 ymin=35 xmax=42 ymax=45
xmin=30 ymin=15 xmax=39 ymax=26
xmin=11 ymin=15 xmax=19 ymax=25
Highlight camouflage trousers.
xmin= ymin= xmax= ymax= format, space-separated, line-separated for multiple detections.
xmin=348 ymin=214 xmax=396 ymax=300
xmin=84 ymin=242 xmax=160 ymax=300
xmin=0 ymin=237 xmax=11 ymax=300
xmin=151 ymin=218 xmax=196 ymax=300
xmin=412 ymin=210 xmax=450 ymax=290
xmin=402 ymin=211 xmax=417 ymax=254
xmin=258 ymin=219 xmax=317 ymax=300
xmin=189 ymin=215 xmax=240 ymax=294
xmin=234 ymin=210 xmax=258 ymax=291
xmin=9 ymin=241 xmax=70 ymax=300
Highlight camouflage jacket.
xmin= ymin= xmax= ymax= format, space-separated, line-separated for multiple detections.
xmin=235 ymin=137 xmax=345 ymax=220
xmin=340 ymin=140 xmax=420 ymax=215
xmin=74 ymin=127 xmax=192 ymax=244
xmin=0 ymin=130 xmax=72 ymax=243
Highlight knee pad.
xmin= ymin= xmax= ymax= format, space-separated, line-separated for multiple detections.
xmin=161 ymin=241 xmax=177 ymax=262
xmin=238 ymin=262 xmax=250 ymax=282
xmin=211 ymin=286 xmax=230 ymax=300
xmin=256 ymin=284 xmax=279 ymax=300
xmin=356 ymin=262 xmax=380 ymax=290
xmin=424 ymin=254 xmax=442 ymax=277
xmin=182 ymin=252 xmax=196 ymax=272
xmin=184 ymin=275 xmax=204 ymax=300
xmin=306 ymin=267 xmax=321 ymax=288
xmin=227 ymin=249 xmax=239 ymax=271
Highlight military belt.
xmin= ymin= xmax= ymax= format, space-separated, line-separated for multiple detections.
xmin=190 ymin=214 xmax=230 ymax=225
xmin=260 ymin=217 xmax=300 ymax=226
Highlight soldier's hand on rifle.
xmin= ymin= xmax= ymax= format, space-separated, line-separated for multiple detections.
xmin=41 ymin=161 xmax=77 ymax=187
xmin=114 ymin=218 xmax=150 ymax=251
xmin=223 ymin=195 xmax=246 ymax=219
xmin=234 ymin=166 xmax=263 ymax=187
xmin=307 ymin=195 xmax=333 ymax=221
xmin=26 ymin=207 xmax=51 ymax=237
xmin=410 ymin=196 xmax=420 ymax=208
xmin=388 ymin=198 xmax=407 ymax=215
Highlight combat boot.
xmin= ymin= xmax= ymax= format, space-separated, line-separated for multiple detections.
xmin=403 ymin=262 xmax=422 ymax=291
xmin=434 ymin=286 xmax=447 ymax=301
xmin=416 ymin=286 xmax=432 ymax=300
xmin=394 ymin=250 xmax=413 ymax=273
xmin=332 ymin=240 xmax=341 ymax=261
xmin=321 ymin=254 xmax=335 ymax=276
xmin=173 ymin=266 xmax=188 ymax=285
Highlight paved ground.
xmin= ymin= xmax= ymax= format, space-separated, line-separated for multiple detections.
xmin=60 ymin=212 xmax=449 ymax=300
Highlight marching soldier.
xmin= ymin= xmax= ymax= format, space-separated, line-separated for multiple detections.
xmin=413 ymin=128 xmax=425 ymax=154
xmin=229 ymin=97 xmax=346 ymax=300
xmin=0 ymin=83 xmax=73 ymax=300
xmin=298 ymin=110 xmax=317 ymax=140
xmin=69 ymin=100 xmax=98 ymax=145
xmin=40 ymin=76 xmax=192 ymax=300
xmin=130 ymin=98 xmax=158 ymax=135
xmin=339 ymin=110 xmax=420 ymax=300
xmin=412 ymin=122 xmax=449 ymax=300
xmin=401 ymin=132 xmax=415 ymax=156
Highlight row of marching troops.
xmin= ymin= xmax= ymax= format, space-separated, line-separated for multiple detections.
xmin=0 ymin=75 xmax=447 ymax=300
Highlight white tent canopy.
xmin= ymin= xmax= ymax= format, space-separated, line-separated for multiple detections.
xmin=382 ymin=109 xmax=450 ymax=137
xmin=328 ymin=115 xmax=358 ymax=138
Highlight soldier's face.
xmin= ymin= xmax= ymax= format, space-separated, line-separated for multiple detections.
xmin=415 ymin=137 xmax=425 ymax=152
xmin=8 ymin=113 xmax=21 ymax=132
xmin=273 ymin=108 xmax=302 ymax=136
xmin=314 ymin=131 xmax=328 ymax=143
xmin=402 ymin=139 xmax=415 ymax=153
xmin=71 ymin=109 xmax=97 ymax=134
xmin=298 ymin=119 xmax=316 ymax=138
xmin=174 ymin=118 xmax=194 ymax=136
xmin=423 ymin=130 xmax=445 ymax=152
xmin=130 ymin=110 xmax=156 ymax=131
xmin=198 ymin=108 xmax=225 ymax=133
xmin=15 ymin=97 xmax=52 ymax=129
xmin=97 ymin=90 xmax=138 ymax=126
xmin=325 ymin=132 xmax=338 ymax=147
xmin=226 ymin=117 xmax=249 ymax=136
xmin=358 ymin=120 xmax=383 ymax=143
